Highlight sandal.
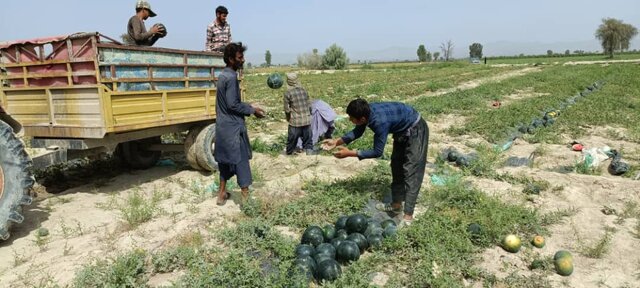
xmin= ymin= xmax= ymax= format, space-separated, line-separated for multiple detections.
xmin=375 ymin=203 xmax=402 ymax=213
xmin=216 ymin=192 xmax=230 ymax=206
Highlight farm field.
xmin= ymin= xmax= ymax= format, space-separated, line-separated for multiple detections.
xmin=1 ymin=60 xmax=639 ymax=288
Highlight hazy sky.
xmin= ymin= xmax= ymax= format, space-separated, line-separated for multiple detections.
xmin=1 ymin=0 xmax=639 ymax=64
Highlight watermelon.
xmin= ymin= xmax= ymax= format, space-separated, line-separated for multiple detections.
xmin=267 ymin=73 xmax=283 ymax=89
xmin=346 ymin=214 xmax=368 ymax=234
xmin=301 ymin=226 xmax=325 ymax=247
xmin=315 ymin=243 xmax=336 ymax=258
xmin=347 ymin=233 xmax=369 ymax=252
xmin=364 ymin=220 xmax=382 ymax=237
xmin=502 ymin=234 xmax=521 ymax=253
xmin=367 ymin=234 xmax=384 ymax=250
xmin=330 ymin=238 xmax=344 ymax=250
xmin=364 ymin=226 xmax=384 ymax=238
xmin=380 ymin=219 xmax=397 ymax=229
xmin=293 ymin=256 xmax=317 ymax=275
xmin=383 ymin=225 xmax=397 ymax=238
xmin=553 ymin=250 xmax=573 ymax=261
xmin=295 ymin=244 xmax=315 ymax=258
xmin=336 ymin=240 xmax=360 ymax=263
xmin=554 ymin=257 xmax=573 ymax=276
xmin=335 ymin=216 xmax=348 ymax=231
xmin=323 ymin=225 xmax=336 ymax=242
xmin=313 ymin=253 xmax=334 ymax=267
xmin=335 ymin=229 xmax=348 ymax=240
xmin=316 ymin=259 xmax=342 ymax=282
xmin=467 ymin=223 xmax=482 ymax=240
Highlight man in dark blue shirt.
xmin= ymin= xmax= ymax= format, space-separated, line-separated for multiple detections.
xmin=322 ymin=99 xmax=429 ymax=223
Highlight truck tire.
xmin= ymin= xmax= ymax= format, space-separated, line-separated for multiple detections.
xmin=194 ymin=123 xmax=218 ymax=172
xmin=184 ymin=125 xmax=205 ymax=171
xmin=0 ymin=120 xmax=34 ymax=240
xmin=120 ymin=137 xmax=162 ymax=170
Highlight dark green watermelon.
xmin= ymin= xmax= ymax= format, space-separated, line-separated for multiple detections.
xmin=336 ymin=240 xmax=360 ymax=263
xmin=367 ymin=234 xmax=384 ymax=250
xmin=346 ymin=214 xmax=368 ymax=234
xmin=335 ymin=229 xmax=348 ymax=240
xmin=347 ymin=233 xmax=369 ymax=252
xmin=313 ymin=253 xmax=334 ymax=267
xmin=467 ymin=223 xmax=482 ymax=242
xmin=295 ymin=244 xmax=316 ymax=258
xmin=323 ymin=224 xmax=336 ymax=242
xmin=316 ymin=259 xmax=342 ymax=282
xmin=364 ymin=222 xmax=384 ymax=238
xmin=335 ymin=216 xmax=348 ymax=231
xmin=315 ymin=243 xmax=336 ymax=258
xmin=364 ymin=220 xmax=382 ymax=236
xmin=267 ymin=73 xmax=283 ymax=89
xmin=292 ymin=256 xmax=317 ymax=279
xmin=380 ymin=219 xmax=397 ymax=229
xmin=383 ymin=225 xmax=397 ymax=238
xmin=330 ymin=238 xmax=344 ymax=250
xmin=302 ymin=226 xmax=325 ymax=247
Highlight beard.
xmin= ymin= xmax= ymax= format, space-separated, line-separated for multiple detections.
xmin=232 ymin=61 xmax=244 ymax=71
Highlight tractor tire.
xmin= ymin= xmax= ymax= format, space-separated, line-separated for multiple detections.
xmin=120 ymin=137 xmax=162 ymax=170
xmin=184 ymin=125 xmax=205 ymax=171
xmin=0 ymin=120 xmax=34 ymax=241
xmin=193 ymin=123 xmax=218 ymax=172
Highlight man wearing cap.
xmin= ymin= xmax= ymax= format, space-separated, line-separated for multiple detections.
xmin=284 ymin=73 xmax=314 ymax=155
xmin=205 ymin=6 xmax=232 ymax=52
xmin=127 ymin=0 xmax=165 ymax=46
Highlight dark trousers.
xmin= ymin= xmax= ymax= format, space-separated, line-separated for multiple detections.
xmin=287 ymin=125 xmax=312 ymax=154
xmin=219 ymin=135 xmax=253 ymax=188
xmin=390 ymin=118 xmax=429 ymax=215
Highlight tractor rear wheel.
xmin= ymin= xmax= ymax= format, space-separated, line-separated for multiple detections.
xmin=0 ymin=120 xmax=34 ymax=241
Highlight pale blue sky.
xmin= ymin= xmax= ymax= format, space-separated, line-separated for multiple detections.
xmin=1 ymin=0 xmax=639 ymax=64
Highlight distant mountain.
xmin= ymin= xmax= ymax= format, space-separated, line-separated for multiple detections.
xmin=247 ymin=39 xmax=639 ymax=65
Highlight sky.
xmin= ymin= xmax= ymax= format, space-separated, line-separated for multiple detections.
xmin=1 ymin=0 xmax=639 ymax=65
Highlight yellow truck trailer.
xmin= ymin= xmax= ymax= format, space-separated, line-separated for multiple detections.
xmin=0 ymin=32 xmax=236 ymax=240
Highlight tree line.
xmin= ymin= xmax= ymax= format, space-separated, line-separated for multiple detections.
xmin=254 ymin=17 xmax=636 ymax=68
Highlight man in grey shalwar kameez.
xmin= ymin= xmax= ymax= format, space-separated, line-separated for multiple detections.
xmin=214 ymin=43 xmax=265 ymax=206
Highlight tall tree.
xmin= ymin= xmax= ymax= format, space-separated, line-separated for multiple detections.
xmin=265 ymin=50 xmax=272 ymax=67
xmin=469 ymin=43 xmax=483 ymax=58
xmin=297 ymin=48 xmax=322 ymax=69
xmin=440 ymin=40 xmax=454 ymax=61
xmin=417 ymin=44 xmax=428 ymax=62
xmin=433 ymin=52 xmax=440 ymax=61
xmin=547 ymin=50 xmax=553 ymax=56
xmin=596 ymin=18 xmax=638 ymax=58
xmin=322 ymin=44 xmax=349 ymax=70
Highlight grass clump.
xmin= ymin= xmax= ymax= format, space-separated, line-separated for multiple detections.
xmin=72 ymin=249 xmax=147 ymax=288
xmin=217 ymin=219 xmax=296 ymax=259
xmin=120 ymin=189 xmax=162 ymax=228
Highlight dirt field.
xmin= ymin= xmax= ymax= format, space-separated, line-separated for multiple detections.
xmin=1 ymin=62 xmax=639 ymax=288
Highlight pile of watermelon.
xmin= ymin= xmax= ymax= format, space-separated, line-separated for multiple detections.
xmin=291 ymin=213 xmax=398 ymax=284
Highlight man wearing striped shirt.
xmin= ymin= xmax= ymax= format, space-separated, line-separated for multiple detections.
xmin=205 ymin=6 xmax=232 ymax=52
xmin=284 ymin=73 xmax=314 ymax=155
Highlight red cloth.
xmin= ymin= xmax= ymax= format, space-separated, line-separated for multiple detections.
xmin=572 ymin=143 xmax=583 ymax=151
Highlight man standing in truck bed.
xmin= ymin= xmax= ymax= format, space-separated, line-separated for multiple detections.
xmin=127 ymin=0 xmax=165 ymax=46
xmin=205 ymin=6 xmax=232 ymax=52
